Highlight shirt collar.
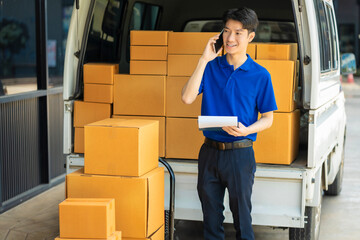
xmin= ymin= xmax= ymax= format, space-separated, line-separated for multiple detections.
xmin=218 ymin=53 xmax=253 ymax=72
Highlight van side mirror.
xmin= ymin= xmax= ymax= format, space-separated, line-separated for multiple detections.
xmin=341 ymin=53 xmax=357 ymax=75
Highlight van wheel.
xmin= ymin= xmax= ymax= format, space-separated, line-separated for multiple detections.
xmin=324 ymin=140 xmax=345 ymax=196
xmin=289 ymin=190 xmax=322 ymax=240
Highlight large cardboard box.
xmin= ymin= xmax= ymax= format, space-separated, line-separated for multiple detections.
xmin=113 ymin=115 xmax=165 ymax=157
xmin=255 ymin=60 xmax=296 ymax=112
xmin=84 ymin=118 xmax=159 ymax=177
xmin=55 ymin=231 xmax=121 ymax=240
xmin=59 ymin=198 xmax=115 ymax=239
xmin=168 ymin=32 xmax=219 ymax=54
xmin=166 ymin=118 xmax=204 ymax=159
xmin=253 ymin=110 xmax=300 ymax=165
xmin=84 ymin=84 xmax=114 ymax=103
xmin=114 ymin=75 xmax=166 ymax=116
xmin=167 ymin=55 xmax=202 ymax=77
xmin=122 ymin=225 xmax=164 ymax=240
xmin=66 ymin=167 xmax=164 ymax=239
xmin=130 ymin=46 xmax=168 ymax=61
xmin=256 ymin=43 xmax=298 ymax=61
xmin=166 ymin=77 xmax=202 ymax=117
xmin=131 ymin=31 xmax=169 ymax=46
xmin=83 ymin=63 xmax=118 ymax=84
xmin=73 ymin=101 xmax=111 ymax=128
xmin=130 ymin=61 xmax=167 ymax=75
xmin=74 ymin=127 xmax=84 ymax=153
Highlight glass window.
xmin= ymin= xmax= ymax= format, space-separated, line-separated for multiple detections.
xmin=83 ymin=0 xmax=127 ymax=64
xmin=314 ymin=0 xmax=332 ymax=72
xmin=126 ymin=2 xmax=160 ymax=61
xmin=0 ymin=0 xmax=37 ymax=96
xmin=328 ymin=7 xmax=339 ymax=70
xmin=47 ymin=0 xmax=74 ymax=88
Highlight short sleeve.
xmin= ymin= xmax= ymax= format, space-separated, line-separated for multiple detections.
xmin=256 ymin=71 xmax=278 ymax=113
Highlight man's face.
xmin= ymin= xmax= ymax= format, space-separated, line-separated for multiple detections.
xmin=223 ymin=19 xmax=255 ymax=55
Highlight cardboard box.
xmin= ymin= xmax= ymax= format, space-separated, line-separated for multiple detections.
xmin=55 ymin=231 xmax=121 ymax=240
xmin=66 ymin=167 xmax=164 ymax=239
xmin=167 ymin=55 xmax=202 ymax=77
xmin=168 ymin=32 xmax=219 ymax=54
xmin=166 ymin=118 xmax=204 ymax=159
xmin=73 ymin=101 xmax=111 ymax=128
xmin=130 ymin=61 xmax=167 ymax=75
xmin=114 ymin=75 xmax=166 ymax=116
xmin=256 ymin=43 xmax=298 ymax=61
xmin=59 ymin=198 xmax=115 ymax=239
xmin=253 ymin=110 xmax=300 ymax=165
xmin=113 ymin=115 xmax=165 ymax=157
xmin=223 ymin=43 xmax=256 ymax=59
xmin=131 ymin=31 xmax=169 ymax=46
xmin=122 ymin=225 xmax=164 ymax=240
xmin=74 ymin=127 xmax=84 ymax=153
xmin=255 ymin=60 xmax=296 ymax=112
xmin=84 ymin=84 xmax=114 ymax=103
xmin=83 ymin=63 xmax=119 ymax=84
xmin=84 ymin=118 xmax=159 ymax=177
xmin=131 ymin=46 xmax=168 ymax=61
xmin=166 ymin=77 xmax=202 ymax=117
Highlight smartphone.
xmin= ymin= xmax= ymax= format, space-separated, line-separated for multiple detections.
xmin=214 ymin=29 xmax=224 ymax=53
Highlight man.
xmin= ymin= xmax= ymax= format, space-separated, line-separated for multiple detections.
xmin=181 ymin=7 xmax=277 ymax=240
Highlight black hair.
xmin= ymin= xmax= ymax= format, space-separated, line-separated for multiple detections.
xmin=222 ymin=7 xmax=259 ymax=33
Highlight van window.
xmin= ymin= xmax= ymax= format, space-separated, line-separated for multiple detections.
xmin=126 ymin=2 xmax=160 ymax=61
xmin=84 ymin=0 xmax=126 ymax=63
xmin=314 ymin=0 xmax=338 ymax=73
xmin=183 ymin=20 xmax=297 ymax=43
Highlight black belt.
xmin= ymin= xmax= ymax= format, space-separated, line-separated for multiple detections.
xmin=204 ymin=137 xmax=253 ymax=150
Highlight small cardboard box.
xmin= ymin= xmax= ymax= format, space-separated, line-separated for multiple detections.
xmin=73 ymin=101 xmax=111 ymax=128
xmin=59 ymin=198 xmax=115 ymax=239
xmin=131 ymin=46 xmax=168 ymax=61
xmin=131 ymin=30 xmax=169 ymax=46
xmin=166 ymin=77 xmax=202 ymax=117
xmin=83 ymin=63 xmax=119 ymax=84
xmin=122 ymin=225 xmax=164 ymax=240
xmin=256 ymin=43 xmax=298 ymax=61
xmin=168 ymin=32 xmax=219 ymax=55
xmin=253 ymin=110 xmax=300 ymax=165
xmin=167 ymin=55 xmax=202 ymax=77
xmin=84 ymin=84 xmax=114 ymax=103
xmin=114 ymin=74 xmax=166 ymax=116
xmin=84 ymin=118 xmax=159 ymax=177
xmin=55 ymin=231 xmax=121 ymax=240
xmin=74 ymin=127 xmax=84 ymax=153
xmin=255 ymin=60 xmax=296 ymax=112
xmin=130 ymin=61 xmax=167 ymax=75
xmin=113 ymin=115 xmax=165 ymax=157
xmin=166 ymin=117 xmax=204 ymax=159
xmin=66 ymin=167 xmax=164 ymax=239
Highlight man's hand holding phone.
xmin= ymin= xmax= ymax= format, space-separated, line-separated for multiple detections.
xmin=201 ymin=30 xmax=224 ymax=63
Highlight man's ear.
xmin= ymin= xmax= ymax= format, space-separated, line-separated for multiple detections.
xmin=248 ymin=32 xmax=255 ymax=42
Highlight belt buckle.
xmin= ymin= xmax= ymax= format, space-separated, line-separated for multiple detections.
xmin=218 ymin=142 xmax=226 ymax=150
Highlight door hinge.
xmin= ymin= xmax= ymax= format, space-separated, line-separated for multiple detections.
xmin=308 ymin=113 xmax=315 ymax=124
xmin=65 ymin=102 xmax=73 ymax=113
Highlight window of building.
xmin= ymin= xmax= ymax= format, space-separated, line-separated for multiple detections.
xmin=0 ymin=0 xmax=37 ymax=96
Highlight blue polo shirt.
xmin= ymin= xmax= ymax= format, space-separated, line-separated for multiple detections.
xmin=199 ymin=54 xmax=277 ymax=142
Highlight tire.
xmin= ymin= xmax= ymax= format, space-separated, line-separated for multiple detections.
xmin=289 ymin=190 xmax=322 ymax=240
xmin=324 ymin=140 xmax=345 ymax=196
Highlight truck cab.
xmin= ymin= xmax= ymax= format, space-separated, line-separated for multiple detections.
xmin=63 ymin=1 xmax=347 ymax=239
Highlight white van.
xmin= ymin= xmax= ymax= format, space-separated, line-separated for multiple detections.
xmin=63 ymin=0 xmax=350 ymax=239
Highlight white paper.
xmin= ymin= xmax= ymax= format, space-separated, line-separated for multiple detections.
xmin=198 ymin=116 xmax=238 ymax=131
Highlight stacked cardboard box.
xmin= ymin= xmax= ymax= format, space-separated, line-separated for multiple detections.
xmin=56 ymin=198 xmax=121 ymax=240
xmin=67 ymin=118 xmax=165 ymax=240
xmin=254 ymin=43 xmax=300 ymax=165
xmin=74 ymin=63 xmax=118 ymax=153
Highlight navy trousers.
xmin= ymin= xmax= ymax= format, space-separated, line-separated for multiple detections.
xmin=197 ymin=142 xmax=256 ymax=240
